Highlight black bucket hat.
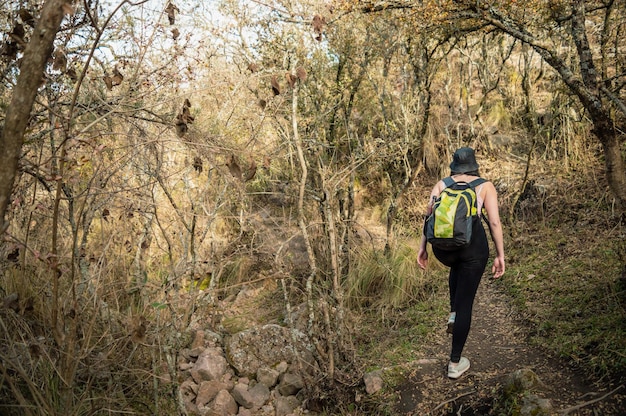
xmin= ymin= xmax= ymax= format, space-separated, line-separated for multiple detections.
xmin=449 ymin=147 xmax=479 ymax=173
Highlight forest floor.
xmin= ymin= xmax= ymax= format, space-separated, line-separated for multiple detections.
xmin=389 ymin=279 xmax=626 ymax=415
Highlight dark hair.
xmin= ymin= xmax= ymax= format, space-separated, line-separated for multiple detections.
xmin=451 ymin=169 xmax=480 ymax=177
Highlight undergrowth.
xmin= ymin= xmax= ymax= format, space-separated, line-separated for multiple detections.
xmin=500 ymin=165 xmax=626 ymax=384
xmin=502 ymin=226 xmax=625 ymax=382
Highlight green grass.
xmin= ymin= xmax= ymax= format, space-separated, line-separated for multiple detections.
xmin=345 ymin=241 xmax=450 ymax=369
xmin=500 ymin=221 xmax=626 ymax=382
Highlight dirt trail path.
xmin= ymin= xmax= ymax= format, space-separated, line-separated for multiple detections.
xmin=393 ymin=280 xmax=625 ymax=415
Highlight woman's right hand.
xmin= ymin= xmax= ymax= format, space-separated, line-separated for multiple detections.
xmin=492 ymin=256 xmax=505 ymax=278
xmin=417 ymin=246 xmax=428 ymax=270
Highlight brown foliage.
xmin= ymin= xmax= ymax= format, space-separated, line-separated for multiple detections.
xmin=175 ymin=99 xmax=194 ymax=136
xmin=271 ymin=75 xmax=281 ymax=95
xmin=312 ymin=14 xmax=325 ymax=41
xmin=165 ymin=2 xmax=179 ymax=25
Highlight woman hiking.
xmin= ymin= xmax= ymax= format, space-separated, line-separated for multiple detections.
xmin=417 ymin=147 xmax=505 ymax=379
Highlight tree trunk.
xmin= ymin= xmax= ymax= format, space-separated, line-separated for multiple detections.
xmin=570 ymin=0 xmax=626 ymax=210
xmin=596 ymin=123 xmax=626 ymax=209
xmin=0 ymin=0 xmax=67 ymax=230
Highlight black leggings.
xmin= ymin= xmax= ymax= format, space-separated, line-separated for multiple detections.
xmin=433 ymin=219 xmax=489 ymax=363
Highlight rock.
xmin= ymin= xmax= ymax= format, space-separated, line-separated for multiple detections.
xmin=191 ymin=330 xmax=206 ymax=349
xmin=210 ymin=389 xmax=239 ymax=415
xmin=231 ymin=381 xmax=270 ymax=410
xmin=502 ymin=369 xmax=552 ymax=416
xmin=363 ymin=370 xmax=384 ymax=394
xmin=180 ymin=379 xmax=199 ymax=413
xmin=275 ymin=395 xmax=301 ymax=416
xmin=504 ymin=368 xmax=546 ymax=395
xmin=231 ymin=383 xmax=255 ymax=409
xmin=248 ymin=382 xmax=271 ymax=409
xmin=520 ymin=393 xmax=553 ymax=416
xmin=197 ymin=380 xmax=230 ymax=407
xmin=180 ymin=379 xmax=198 ymax=397
xmin=257 ymin=367 xmax=280 ymax=388
xmin=191 ymin=329 xmax=223 ymax=349
xmin=179 ymin=325 xmax=314 ymax=415
xmin=277 ymin=372 xmax=304 ymax=396
xmin=190 ymin=347 xmax=205 ymax=358
xmin=179 ymin=362 xmax=194 ymax=371
xmin=275 ymin=361 xmax=289 ymax=374
xmin=181 ymin=347 xmax=202 ymax=361
xmin=191 ymin=347 xmax=229 ymax=383
xmin=225 ymin=324 xmax=315 ymax=378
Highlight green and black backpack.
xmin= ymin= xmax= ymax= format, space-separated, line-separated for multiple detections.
xmin=424 ymin=177 xmax=487 ymax=250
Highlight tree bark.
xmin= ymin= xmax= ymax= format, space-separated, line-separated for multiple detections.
xmin=0 ymin=0 xmax=68 ymax=230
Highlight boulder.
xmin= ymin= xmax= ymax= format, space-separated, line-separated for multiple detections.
xmin=191 ymin=347 xmax=229 ymax=383
xmin=224 ymin=324 xmax=314 ymax=378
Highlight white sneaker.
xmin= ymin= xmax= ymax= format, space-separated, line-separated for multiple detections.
xmin=447 ymin=357 xmax=470 ymax=379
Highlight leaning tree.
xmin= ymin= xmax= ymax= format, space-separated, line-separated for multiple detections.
xmin=349 ymin=0 xmax=626 ymax=210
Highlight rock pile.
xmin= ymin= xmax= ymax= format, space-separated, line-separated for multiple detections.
xmin=178 ymin=324 xmax=318 ymax=416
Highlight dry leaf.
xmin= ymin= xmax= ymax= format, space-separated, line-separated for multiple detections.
xmin=1 ymin=41 xmax=19 ymax=60
xmin=296 ymin=66 xmax=307 ymax=81
xmin=172 ymin=27 xmax=180 ymax=39
xmin=131 ymin=316 xmax=148 ymax=343
xmin=103 ymin=75 xmax=113 ymax=90
xmin=165 ymin=2 xmax=179 ymax=25
xmin=175 ymin=114 xmax=188 ymax=137
xmin=11 ymin=23 xmax=25 ymax=40
xmin=271 ymin=75 xmax=280 ymax=96
xmin=112 ymin=67 xmax=124 ymax=86
xmin=66 ymin=67 xmax=77 ymax=81
xmin=52 ymin=48 xmax=67 ymax=72
xmin=285 ymin=72 xmax=296 ymax=88
xmin=193 ymin=156 xmax=203 ymax=173
xmin=19 ymin=9 xmax=36 ymax=27
xmin=181 ymin=102 xmax=194 ymax=124
xmin=244 ymin=159 xmax=257 ymax=182
xmin=28 ymin=343 xmax=41 ymax=359
xmin=7 ymin=247 xmax=19 ymax=263
xmin=226 ymin=154 xmax=242 ymax=180
xmin=312 ymin=15 xmax=325 ymax=41
xmin=247 ymin=62 xmax=259 ymax=73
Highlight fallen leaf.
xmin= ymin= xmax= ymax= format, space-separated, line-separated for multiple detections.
xmin=271 ymin=75 xmax=280 ymax=95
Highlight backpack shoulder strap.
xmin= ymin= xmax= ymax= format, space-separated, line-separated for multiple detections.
xmin=441 ymin=176 xmax=455 ymax=189
xmin=468 ymin=178 xmax=487 ymax=188
xmin=468 ymin=178 xmax=489 ymax=224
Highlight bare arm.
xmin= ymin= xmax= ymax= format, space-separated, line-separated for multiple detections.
xmin=482 ymin=182 xmax=505 ymax=278
xmin=417 ymin=181 xmax=444 ymax=269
